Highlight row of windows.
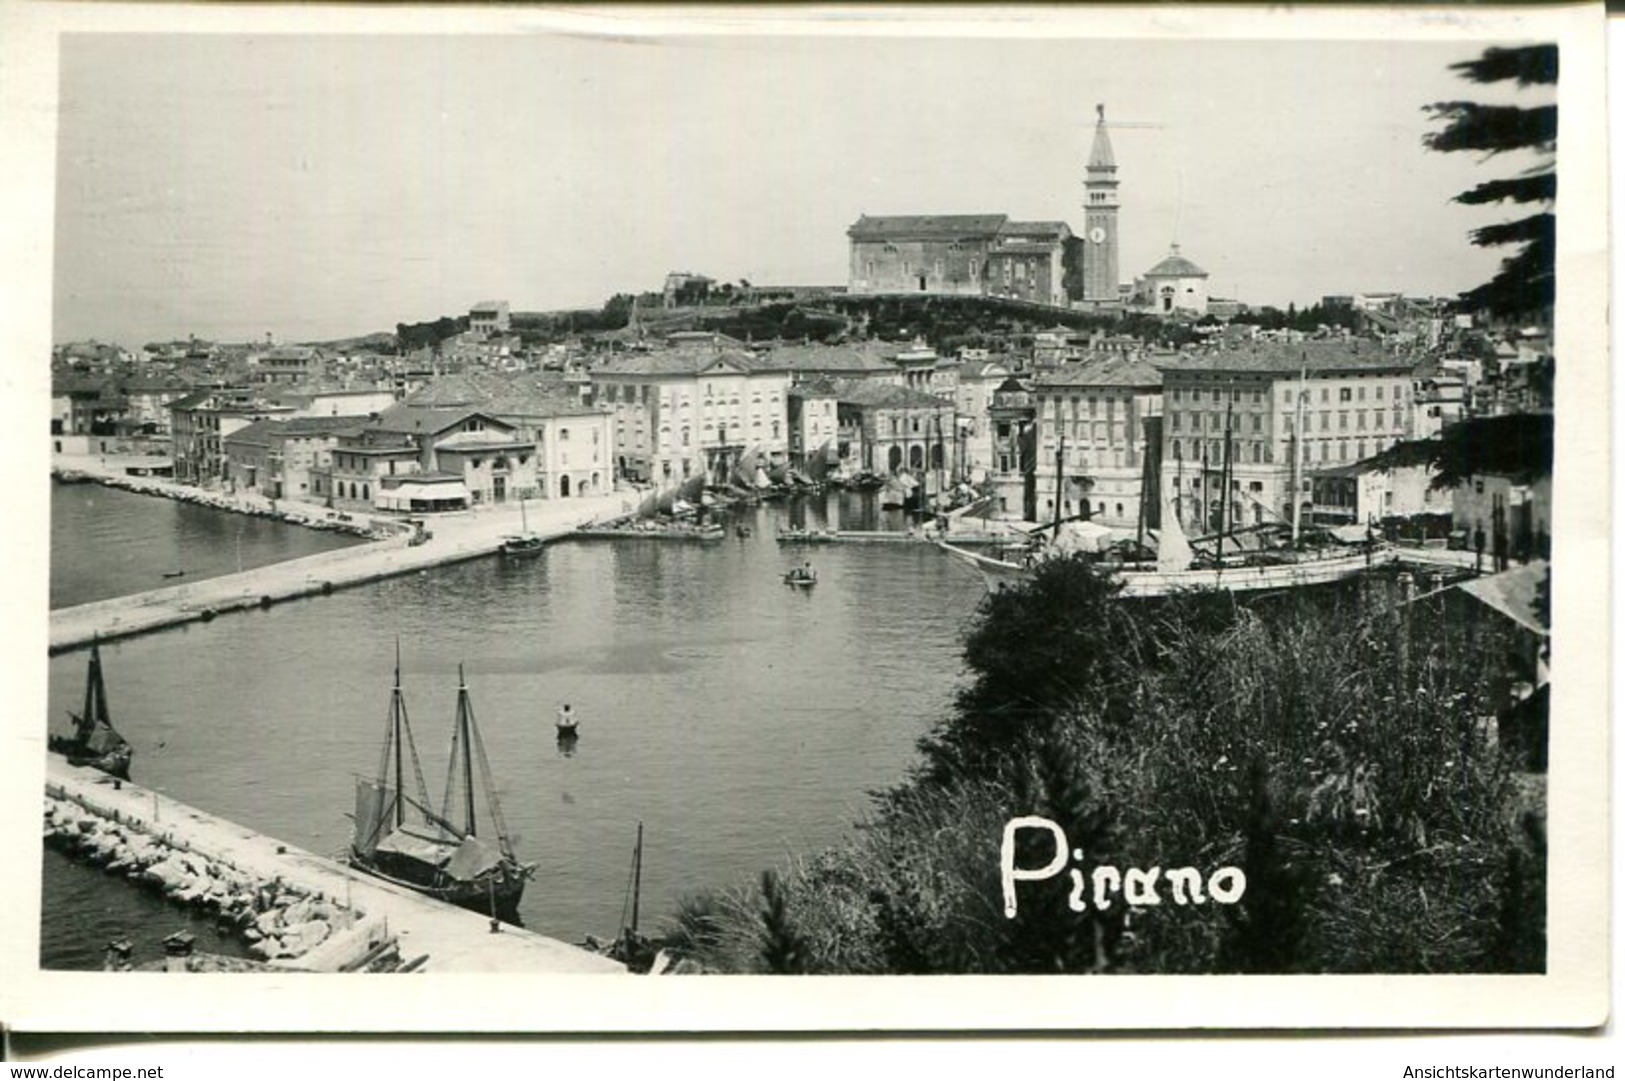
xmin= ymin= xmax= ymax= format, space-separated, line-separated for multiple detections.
xmin=1169 ymin=439 xmax=1276 ymax=465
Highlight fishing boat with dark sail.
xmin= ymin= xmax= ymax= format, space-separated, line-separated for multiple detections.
xmin=350 ymin=658 xmax=534 ymax=921
xmin=500 ymin=499 xmax=547 ymax=558
xmin=49 ymin=640 xmax=133 ymax=780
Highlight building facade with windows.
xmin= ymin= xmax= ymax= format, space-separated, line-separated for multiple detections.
xmin=1155 ymin=343 xmax=1419 ymax=534
xmin=1030 ymin=355 xmax=1163 ymax=530
xmin=589 ymin=347 xmax=791 ymax=485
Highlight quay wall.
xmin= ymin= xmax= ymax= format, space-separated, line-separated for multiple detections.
xmin=53 ymin=461 xmax=391 ymax=540
xmin=44 ymin=756 xmax=625 ymax=974
xmin=48 ymin=488 xmax=627 ymax=654
xmin=45 ymin=784 xmax=385 ymax=970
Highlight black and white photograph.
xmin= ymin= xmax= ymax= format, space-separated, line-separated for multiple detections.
xmin=1 ymin=2 xmax=1609 ymax=1041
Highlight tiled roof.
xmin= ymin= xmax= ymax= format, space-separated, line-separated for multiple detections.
xmin=1034 ymin=355 xmax=1163 ymax=390
xmin=221 ymin=420 xmax=279 ymax=447
xmin=847 ymin=214 xmax=1008 ymax=240
xmin=406 ymin=372 xmax=601 ymax=417
xmin=1152 ymin=342 xmax=1417 ymax=377
xmin=751 ymin=344 xmax=898 ymax=375
xmin=589 ymin=348 xmax=766 ymax=377
xmin=369 ymin=404 xmax=514 ymax=436
xmin=788 ymin=374 xmax=840 ymax=398
xmin=1000 ymin=221 xmax=1072 ymax=241
xmin=833 ymin=380 xmax=952 ymax=410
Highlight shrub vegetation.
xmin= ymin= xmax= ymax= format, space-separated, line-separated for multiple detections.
xmin=656 ymin=555 xmax=1544 ymax=974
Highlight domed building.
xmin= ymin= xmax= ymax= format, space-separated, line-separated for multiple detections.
xmin=1134 ymin=244 xmax=1210 ymax=316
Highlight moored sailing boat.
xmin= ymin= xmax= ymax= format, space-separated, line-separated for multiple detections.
xmin=501 ymin=499 xmax=547 ymax=558
xmin=350 ymin=658 xmax=534 ymax=921
xmin=937 ymin=501 xmax=1392 ymax=598
xmin=49 ymin=640 xmax=133 ymax=780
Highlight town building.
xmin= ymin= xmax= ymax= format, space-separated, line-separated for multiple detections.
xmin=255 ymin=346 xmax=325 ymax=385
xmin=751 ymin=343 xmax=904 ymax=388
xmin=588 ymin=346 xmax=791 ymax=485
xmin=844 ymin=107 xmax=1123 ymax=308
xmin=408 ymin=373 xmax=613 ymax=500
xmin=469 ymin=301 xmax=511 ymax=335
xmin=320 ymin=406 xmax=537 ymax=512
xmin=954 ymin=358 xmax=1012 ymax=481
xmin=1030 ymin=354 xmax=1164 ymax=530
xmin=169 ymin=389 xmax=296 ymax=487
xmin=222 ymin=416 xmax=366 ymax=500
xmin=1154 ymin=341 xmax=1419 ymax=534
xmin=786 ymin=376 xmax=840 ymax=474
xmin=256 ymin=385 xmax=398 ymax=419
xmin=832 ymin=380 xmax=956 ymax=478
xmin=986 ymin=376 xmax=1037 ymax=519
xmin=1132 ymin=245 xmax=1210 ymax=316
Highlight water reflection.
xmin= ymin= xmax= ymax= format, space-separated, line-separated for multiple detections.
xmin=47 ymin=492 xmax=982 ymax=945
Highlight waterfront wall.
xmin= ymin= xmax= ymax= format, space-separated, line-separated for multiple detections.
xmin=53 ymin=463 xmax=391 ymax=540
xmin=44 ymin=785 xmax=385 ymax=969
xmin=43 ymin=756 xmax=626 ymax=974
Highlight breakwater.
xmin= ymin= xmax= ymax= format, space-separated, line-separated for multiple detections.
xmin=48 ymin=489 xmax=627 ymax=654
xmin=44 ymin=756 xmax=625 ymax=974
xmin=45 ymin=788 xmax=379 ymax=969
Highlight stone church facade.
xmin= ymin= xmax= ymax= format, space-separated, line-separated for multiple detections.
xmin=846 ymin=108 xmax=1121 ymax=310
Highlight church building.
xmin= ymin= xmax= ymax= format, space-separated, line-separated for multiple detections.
xmin=846 ymin=107 xmax=1123 ymax=310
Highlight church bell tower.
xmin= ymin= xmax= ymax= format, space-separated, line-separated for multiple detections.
xmin=1081 ymin=104 xmax=1120 ymax=305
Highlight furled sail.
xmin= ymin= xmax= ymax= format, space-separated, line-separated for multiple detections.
xmin=1156 ymin=500 xmax=1196 ymax=573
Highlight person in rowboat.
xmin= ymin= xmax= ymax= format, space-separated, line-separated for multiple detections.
xmin=557 ymin=703 xmax=577 ymax=733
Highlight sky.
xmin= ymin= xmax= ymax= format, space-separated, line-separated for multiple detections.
xmin=50 ymin=27 xmax=1557 ymax=347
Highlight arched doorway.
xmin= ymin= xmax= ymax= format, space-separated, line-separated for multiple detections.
xmin=908 ymin=445 xmax=923 ymax=470
xmin=887 ymin=446 xmax=903 ymax=472
xmin=560 ymin=475 xmax=571 ymax=498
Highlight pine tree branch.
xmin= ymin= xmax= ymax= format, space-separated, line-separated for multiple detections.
xmin=1468 ymin=213 xmax=1554 ymax=250
xmin=1422 ymin=103 xmax=1556 ymax=156
xmin=1455 ymin=173 xmax=1556 ymax=206
xmin=1448 ymin=44 xmax=1558 ymax=87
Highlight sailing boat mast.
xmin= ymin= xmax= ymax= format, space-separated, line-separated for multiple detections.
xmin=1218 ymin=381 xmax=1234 ymax=565
xmin=1053 ymin=429 xmax=1066 ymax=533
xmin=392 ymin=643 xmax=405 ymax=828
xmin=1291 ymin=360 xmax=1307 ymax=544
xmin=458 ymin=664 xmax=476 ymax=837
xmin=80 ymin=640 xmax=106 ymax=738
xmin=631 ymin=821 xmax=644 ymax=934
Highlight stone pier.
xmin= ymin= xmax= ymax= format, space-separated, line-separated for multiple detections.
xmin=45 ymin=755 xmax=625 ymax=974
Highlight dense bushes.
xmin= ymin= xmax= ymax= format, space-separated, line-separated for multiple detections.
xmin=660 ymin=555 xmax=1544 ymax=974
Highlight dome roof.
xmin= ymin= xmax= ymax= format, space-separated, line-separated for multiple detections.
xmin=1145 ymin=245 xmax=1208 ymax=279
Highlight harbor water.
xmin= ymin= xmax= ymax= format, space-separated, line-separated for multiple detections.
xmin=51 ymin=481 xmax=362 ymax=609
xmin=44 ymin=485 xmax=988 ymax=960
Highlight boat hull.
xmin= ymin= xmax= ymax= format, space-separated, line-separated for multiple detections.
xmin=937 ymin=540 xmax=1395 ymax=598
xmin=348 ymin=851 xmax=528 ymax=922
xmin=47 ymin=739 xmax=132 ymax=781
xmin=501 ymin=539 xmax=548 ymax=558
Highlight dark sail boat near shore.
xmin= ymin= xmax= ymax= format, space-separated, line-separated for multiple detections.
xmin=49 ymin=640 xmax=133 ymax=780
xmin=349 ymin=657 xmax=534 ymax=922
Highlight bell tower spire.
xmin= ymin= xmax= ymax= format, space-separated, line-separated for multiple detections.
xmin=1081 ymin=104 xmax=1121 ymax=306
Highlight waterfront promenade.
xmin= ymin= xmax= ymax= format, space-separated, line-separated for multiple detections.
xmin=46 ymin=755 xmax=625 ymax=973
xmin=49 ymin=457 xmax=631 ymax=653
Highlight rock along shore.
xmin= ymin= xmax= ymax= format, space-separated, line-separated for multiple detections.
xmin=44 ymin=756 xmax=626 ymax=974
